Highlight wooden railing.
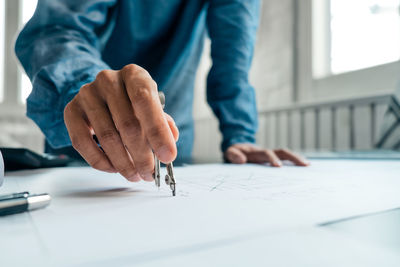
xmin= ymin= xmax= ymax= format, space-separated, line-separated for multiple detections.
xmin=258 ymin=94 xmax=400 ymax=150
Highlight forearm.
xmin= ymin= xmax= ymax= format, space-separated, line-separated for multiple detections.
xmin=206 ymin=0 xmax=260 ymax=151
xmin=15 ymin=0 xmax=115 ymax=148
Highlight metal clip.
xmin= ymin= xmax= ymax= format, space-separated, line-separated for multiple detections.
xmin=165 ymin=162 xmax=176 ymax=196
xmin=153 ymin=154 xmax=161 ymax=188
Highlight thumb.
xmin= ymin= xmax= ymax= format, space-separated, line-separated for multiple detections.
xmin=225 ymin=146 xmax=247 ymax=164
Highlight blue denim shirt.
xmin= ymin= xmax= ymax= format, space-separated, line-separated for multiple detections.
xmin=15 ymin=0 xmax=259 ymax=160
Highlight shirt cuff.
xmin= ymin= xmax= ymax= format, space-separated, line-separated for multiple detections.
xmin=221 ymin=129 xmax=256 ymax=152
xmin=27 ymin=75 xmax=97 ymax=149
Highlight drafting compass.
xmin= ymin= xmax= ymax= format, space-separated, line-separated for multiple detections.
xmin=153 ymin=92 xmax=176 ymax=196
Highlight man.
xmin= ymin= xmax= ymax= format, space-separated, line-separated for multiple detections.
xmin=15 ymin=0 xmax=308 ymax=182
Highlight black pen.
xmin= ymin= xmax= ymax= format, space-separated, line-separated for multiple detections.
xmin=0 ymin=192 xmax=51 ymax=216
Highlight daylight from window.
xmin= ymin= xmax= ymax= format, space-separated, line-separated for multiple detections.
xmin=330 ymin=0 xmax=400 ymax=74
xmin=0 ymin=1 xmax=5 ymax=102
xmin=20 ymin=0 xmax=38 ymax=103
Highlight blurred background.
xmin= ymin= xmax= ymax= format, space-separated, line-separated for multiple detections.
xmin=0 ymin=0 xmax=399 ymax=159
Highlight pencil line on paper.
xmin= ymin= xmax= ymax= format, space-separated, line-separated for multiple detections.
xmin=210 ymin=180 xmax=225 ymax=192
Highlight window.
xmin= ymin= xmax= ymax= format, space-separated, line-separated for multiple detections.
xmin=330 ymin=0 xmax=400 ymax=75
xmin=313 ymin=0 xmax=400 ymax=78
xmin=0 ymin=0 xmax=38 ymax=107
xmin=0 ymin=1 xmax=5 ymax=103
xmin=20 ymin=0 xmax=38 ymax=103
xmin=297 ymin=0 xmax=400 ymax=102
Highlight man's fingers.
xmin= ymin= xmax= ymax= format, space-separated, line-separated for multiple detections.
xmin=78 ymin=83 xmax=139 ymax=181
xmin=229 ymin=143 xmax=256 ymax=153
xmin=274 ymin=149 xmax=310 ymax=166
xmin=225 ymin=146 xmax=247 ymax=164
xmin=226 ymin=144 xmax=283 ymax=167
xmin=66 ymin=67 xmax=180 ymax=179
xmin=64 ymin=101 xmax=117 ymax=174
xmin=121 ymin=64 xmax=176 ymax=163
xmin=247 ymin=149 xmax=282 ymax=167
xmin=164 ymin=113 xmax=179 ymax=142
xmin=101 ymin=74 xmax=154 ymax=181
xmin=225 ymin=144 xmax=309 ymax=168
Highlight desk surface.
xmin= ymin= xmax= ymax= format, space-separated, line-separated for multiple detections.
xmin=1 ymin=160 xmax=400 ymax=267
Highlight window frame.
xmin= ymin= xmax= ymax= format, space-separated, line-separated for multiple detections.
xmin=0 ymin=0 xmax=5 ymax=103
xmin=0 ymin=0 xmax=27 ymax=116
xmin=296 ymin=0 xmax=400 ymax=104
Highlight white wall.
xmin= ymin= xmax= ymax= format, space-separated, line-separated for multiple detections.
xmin=0 ymin=113 xmax=43 ymax=152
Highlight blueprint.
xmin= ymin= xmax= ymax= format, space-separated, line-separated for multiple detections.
xmin=1 ymin=160 xmax=400 ymax=266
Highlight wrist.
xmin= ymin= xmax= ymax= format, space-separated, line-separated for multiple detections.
xmin=221 ymin=131 xmax=256 ymax=152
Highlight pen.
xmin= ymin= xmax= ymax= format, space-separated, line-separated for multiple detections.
xmin=0 ymin=192 xmax=51 ymax=216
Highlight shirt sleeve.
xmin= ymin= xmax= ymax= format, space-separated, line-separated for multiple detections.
xmin=15 ymin=0 xmax=116 ymax=148
xmin=206 ymin=0 xmax=260 ymax=152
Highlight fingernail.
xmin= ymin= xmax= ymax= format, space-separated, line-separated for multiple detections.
xmin=273 ymin=160 xmax=282 ymax=167
xmin=155 ymin=145 xmax=174 ymax=163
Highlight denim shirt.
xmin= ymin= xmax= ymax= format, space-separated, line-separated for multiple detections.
xmin=15 ymin=0 xmax=260 ymax=160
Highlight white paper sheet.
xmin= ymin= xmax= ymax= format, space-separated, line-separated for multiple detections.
xmin=0 ymin=150 xmax=4 ymax=186
xmin=1 ymin=160 xmax=400 ymax=266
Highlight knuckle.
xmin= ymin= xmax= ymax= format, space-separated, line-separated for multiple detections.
xmin=96 ymin=69 xmax=116 ymax=84
xmin=80 ymin=83 xmax=93 ymax=93
xmin=146 ymin=124 xmax=164 ymax=140
xmin=118 ymin=119 xmax=140 ymax=133
xmin=98 ymin=129 xmax=119 ymax=143
xmin=132 ymin=87 xmax=153 ymax=105
xmin=78 ymin=83 xmax=96 ymax=101
xmin=122 ymin=64 xmax=150 ymax=78
xmin=64 ymin=98 xmax=79 ymax=117
xmin=122 ymin=64 xmax=141 ymax=74
xmin=124 ymin=130 xmax=143 ymax=143
xmin=95 ymin=70 xmax=122 ymax=96
xmin=122 ymin=65 xmax=149 ymax=84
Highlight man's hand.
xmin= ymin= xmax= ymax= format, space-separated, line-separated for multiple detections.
xmin=225 ymin=144 xmax=309 ymax=167
xmin=64 ymin=64 xmax=179 ymax=182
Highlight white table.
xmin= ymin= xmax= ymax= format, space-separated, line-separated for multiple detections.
xmin=1 ymin=160 xmax=400 ymax=266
